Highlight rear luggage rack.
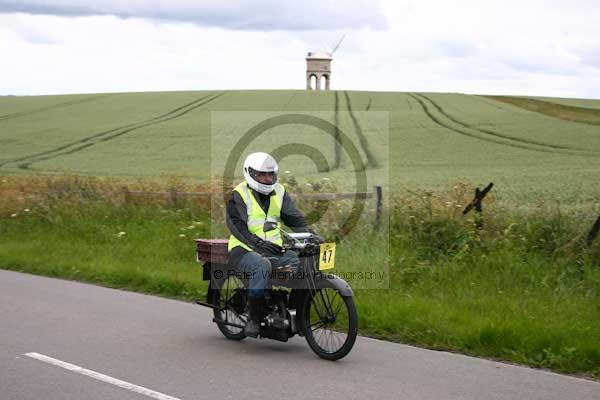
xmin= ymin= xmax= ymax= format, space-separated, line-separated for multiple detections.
xmin=194 ymin=238 xmax=230 ymax=265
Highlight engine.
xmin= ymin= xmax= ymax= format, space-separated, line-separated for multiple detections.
xmin=259 ymin=290 xmax=299 ymax=342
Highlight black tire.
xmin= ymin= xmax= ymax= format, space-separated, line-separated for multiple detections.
xmin=208 ymin=276 xmax=248 ymax=341
xmin=302 ymin=288 xmax=358 ymax=360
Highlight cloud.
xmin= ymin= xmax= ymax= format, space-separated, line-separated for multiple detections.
xmin=0 ymin=0 xmax=387 ymax=30
xmin=1 ymin=1 xmax=600 ymax=98
xmin=574 ymin=42 xmax=600 ymax=70
xmin=435 ymin=40 xmax=479 ymax=59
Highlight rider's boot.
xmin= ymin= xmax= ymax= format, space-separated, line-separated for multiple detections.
xmin=244 ymin=296 xmax=265 ymax=338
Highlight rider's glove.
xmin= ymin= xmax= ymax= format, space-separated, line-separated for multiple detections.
xmin=254 ymin=239 xmax=283 ymax=256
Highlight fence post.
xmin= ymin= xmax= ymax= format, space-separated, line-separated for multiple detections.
xmin=462 ymin=182 xmax=494 ymax=229
xmin=169 ymin=188 xmax=178 ymax=207
xmin=587 ymin=216 xmax=600 ymax=246
xmin=374 ymin=185 xmax=382 ymax=227
xmin=120 ymin=186 xmax=130 ymax=205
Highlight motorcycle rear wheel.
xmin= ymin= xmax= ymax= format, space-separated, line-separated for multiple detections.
xmin=208 ymin=276 xmax=248 ymax=341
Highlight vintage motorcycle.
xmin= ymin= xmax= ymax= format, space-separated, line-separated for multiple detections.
xmin=195 ymin=232 xmax=358 ymax=360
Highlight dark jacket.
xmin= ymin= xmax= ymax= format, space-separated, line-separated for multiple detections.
xmin=226 ymin=183 xmax=311 ymax=267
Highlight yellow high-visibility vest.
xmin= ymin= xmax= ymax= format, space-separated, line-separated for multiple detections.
xmin=228 ymin=182 xmax=285 ymax=252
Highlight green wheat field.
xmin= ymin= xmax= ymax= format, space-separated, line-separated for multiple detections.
xmin=1 ymin=90 xmax=599 ymax=209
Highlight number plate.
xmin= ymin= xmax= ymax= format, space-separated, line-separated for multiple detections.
xmin=319 ymin=243 xmax=336 ymax=270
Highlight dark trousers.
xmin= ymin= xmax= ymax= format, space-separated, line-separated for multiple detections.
xmin=237 ymin=250 xmax=299 ymax=298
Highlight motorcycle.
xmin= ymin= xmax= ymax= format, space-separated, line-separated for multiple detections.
xmin=195 ymin=232 xmax=358 ymax=361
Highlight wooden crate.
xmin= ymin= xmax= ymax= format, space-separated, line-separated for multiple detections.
xmin=195 ymin=238 xmax=230 ymax=265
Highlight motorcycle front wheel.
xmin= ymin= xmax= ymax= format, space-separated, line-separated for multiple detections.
xmin=302 ymin=288 xmax=358 ymax=360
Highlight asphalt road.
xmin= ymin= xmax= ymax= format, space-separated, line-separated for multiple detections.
xmin=0 ymin=269 xmax=598 ymax=400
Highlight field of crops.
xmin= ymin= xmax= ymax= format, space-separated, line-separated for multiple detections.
xmin=1 ymin=90 xmax=599 ymax=209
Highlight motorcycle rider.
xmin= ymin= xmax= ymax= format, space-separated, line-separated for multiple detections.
xmin=226 ymin=152 xmax=319 ymax=338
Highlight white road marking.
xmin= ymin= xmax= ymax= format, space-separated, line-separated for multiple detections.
xmin=24 ymin=352 xmax=181 ymax=400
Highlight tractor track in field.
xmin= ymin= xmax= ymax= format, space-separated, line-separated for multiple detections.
xmin=0 ymin=93 xmax=220 ymax=168
xmin=344 ymin=91 xmax=379 ymax=168
xmin=416 ymin=93 xmax=585 ymax=152
xmin=280 ymin=90 xmax=298 ymax=111
xmin=0 ymin=92 xmax=224 ymax=171
xmin=144 ymin=92 xmax=221 ymax=121
xmin=0 ymin=94 xmax=115 ymax=121
xmin=407 ymin=93 xmax=598 ymax=157
xmin=18 ymin=92 xmax=225 ymax=170
xmin=333 ymin=91 xmax=342 ymax=169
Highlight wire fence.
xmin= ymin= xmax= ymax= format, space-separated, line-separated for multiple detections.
xmin=118 ymin=185 xmax=384 ymax=225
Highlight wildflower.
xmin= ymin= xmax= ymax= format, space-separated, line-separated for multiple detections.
xmin=323 ymin=177 xmax=330 ymax=181
xmin=284 ymin=170 xmax=291 ymax=174
xmin=186 ymin=225 xmax=195 ymax=230
xmin=305 ymin=183 xmax=312 ymax=187
xmin=179 ymin=234 xmax=186 ymax=238
xmin=117 ymin=231 xmax=126 ymax=237
xmin=11 ymin=213 xmax=18 ymax=218
xmin=24 ymin=208 xmax=30 ymax=212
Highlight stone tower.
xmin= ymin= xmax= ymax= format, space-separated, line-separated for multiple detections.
xmin=306 ymin=51 xmax=332 ymax=90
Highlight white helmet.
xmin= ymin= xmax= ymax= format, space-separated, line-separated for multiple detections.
xmin=243 ymin=152 xmax=279 ymax=195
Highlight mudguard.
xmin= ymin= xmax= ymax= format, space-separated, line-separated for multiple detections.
xmin=313 ymin=273 xmax=354 ymax=297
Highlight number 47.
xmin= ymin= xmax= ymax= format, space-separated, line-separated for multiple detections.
xmin=322 ymin=249 xmax=333 ymax=263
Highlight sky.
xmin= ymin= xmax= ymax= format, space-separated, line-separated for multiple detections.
xmin=1 ymin=0 xmax=599 ymax=98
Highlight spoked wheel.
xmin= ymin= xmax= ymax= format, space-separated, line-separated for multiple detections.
xmin=208 ymin=276 xmax=248 ymax=341
xmin=302 ymin=288 xmax=358 ymax=360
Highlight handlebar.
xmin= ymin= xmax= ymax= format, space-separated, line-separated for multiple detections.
xmin=282 ymin=231 xmax=324 ymax=252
